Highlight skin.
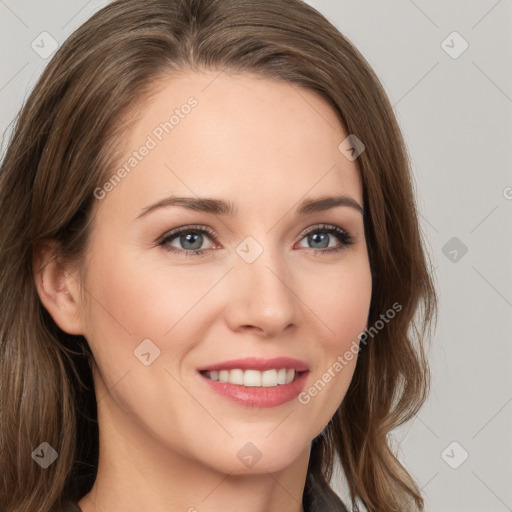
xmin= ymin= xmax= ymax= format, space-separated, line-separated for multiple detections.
xmin=35 ymin=70 xmax=372 ymax=512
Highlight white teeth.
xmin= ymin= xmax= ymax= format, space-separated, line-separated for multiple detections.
xmin=244 ymin=370 xmax=261 ymax=387
xmin=205 ymin=368 xmax=298 ymax=387
xmin=230 ymin=368 xmax=244 ymax=385
xmin=261 ymin=369 xmax=277 ymax=387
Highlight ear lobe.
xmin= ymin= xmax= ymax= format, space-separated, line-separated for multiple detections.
xmin=33 ymin=241 xmax=84 ymax=335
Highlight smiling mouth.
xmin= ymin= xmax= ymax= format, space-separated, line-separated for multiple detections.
xmin=199 ymin=368 xmax=306 ymax=387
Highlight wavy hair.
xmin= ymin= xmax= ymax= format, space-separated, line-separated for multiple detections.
xmin=0 ymin=0 xmax=437 ymax=511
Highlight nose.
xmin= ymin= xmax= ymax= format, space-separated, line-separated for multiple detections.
xmin=224 ymin=249 xmax=301 ymax=338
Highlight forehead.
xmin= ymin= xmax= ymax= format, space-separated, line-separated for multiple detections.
xmin=97 ymin=70 xmax=363 ymax=219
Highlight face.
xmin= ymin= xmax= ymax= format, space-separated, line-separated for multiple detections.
xmin=76 ymin=70 xmax=372 ymax=474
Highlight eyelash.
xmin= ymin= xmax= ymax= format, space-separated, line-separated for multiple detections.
xmin=157 ymin=223 xmax=354 ymax=257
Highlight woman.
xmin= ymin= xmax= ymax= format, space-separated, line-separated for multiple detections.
xmin=0 ymin=0 xmax=437 ymax=511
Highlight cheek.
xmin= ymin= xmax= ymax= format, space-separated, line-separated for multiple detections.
xmin=82 ymin=248 xmax=220 ymax=336
xmin=79 ymin=248 xmax=231 ymax=384
xmin=306 ymin=256 xmax=372 ymax=347
xmin=297 ymin=255 xmax=372 ymax=415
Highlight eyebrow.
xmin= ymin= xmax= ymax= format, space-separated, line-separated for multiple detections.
xmin=136 ymin=194 xmax=364 ymax=220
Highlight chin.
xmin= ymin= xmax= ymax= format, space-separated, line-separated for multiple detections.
xmin=197 ymin=435 xmax=311 ymax=475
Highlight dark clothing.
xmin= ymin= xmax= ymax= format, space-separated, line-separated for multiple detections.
xmin=63 ymin=497 xmax=350 ymax=512
xmin=62 ymin=501 xmax=82 ymax=512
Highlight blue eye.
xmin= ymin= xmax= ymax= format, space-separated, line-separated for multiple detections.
xmin=159 ymin=224 xmax=217 ymax=256
xmin=297 ymin=224 xmax=354 ymax=252
xmin=158 ymin=223 xmax=354 ymax=256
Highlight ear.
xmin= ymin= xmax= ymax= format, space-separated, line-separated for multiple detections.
xmin=33 ymin=240 xmax=85 ymax=335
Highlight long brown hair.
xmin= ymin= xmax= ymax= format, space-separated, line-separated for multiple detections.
xmin=0 ymin=1 xmax=437 ymax=511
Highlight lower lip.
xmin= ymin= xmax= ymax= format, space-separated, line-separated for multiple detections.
xmin=199 ymin=371 xmax=309 ymax=408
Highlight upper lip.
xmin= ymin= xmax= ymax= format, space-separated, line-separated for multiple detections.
xmin=197 ymin=357 xmax=309 ymax=372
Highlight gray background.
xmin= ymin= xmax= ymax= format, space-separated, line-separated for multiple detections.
xmin=1 ymin=1 xmax=511 ymax=511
